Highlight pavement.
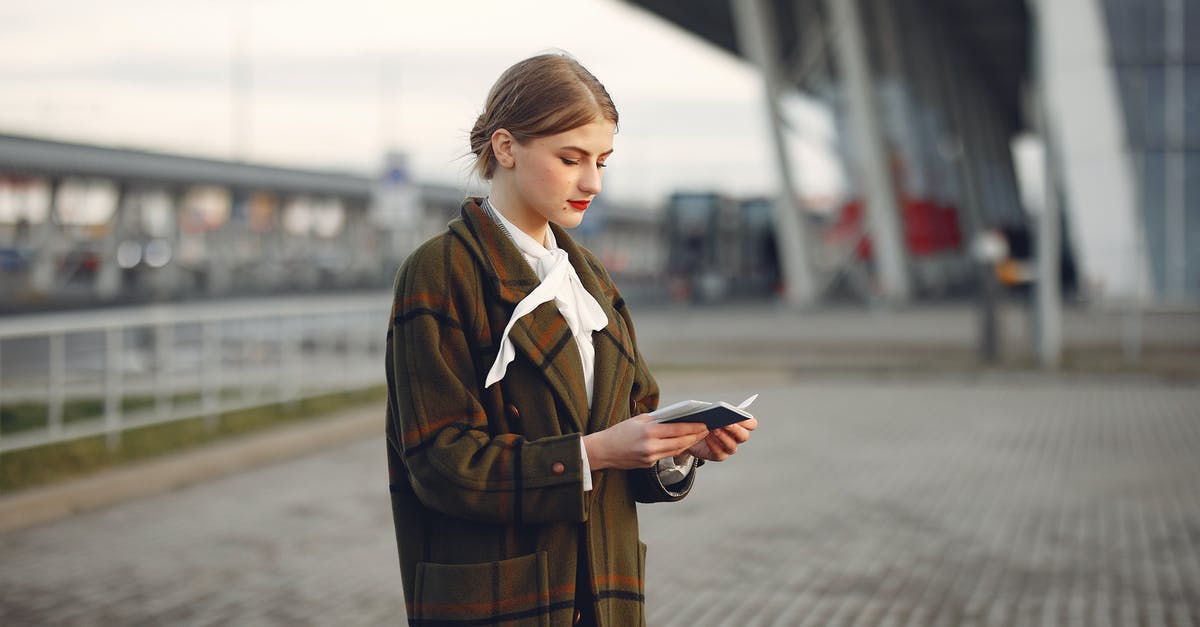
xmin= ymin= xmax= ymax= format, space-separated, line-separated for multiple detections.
xmin=1 ymin=368 xmax=1198 ymax=626
xmin=629 ymin=300 xmax=1200 ymax=377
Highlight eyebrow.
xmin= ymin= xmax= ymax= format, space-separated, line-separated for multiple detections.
xmin=561 ymin=145 xmax=614 ymax=158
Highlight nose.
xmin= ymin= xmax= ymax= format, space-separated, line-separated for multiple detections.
xmin=578 ymin=163 xmax=602 ymax=196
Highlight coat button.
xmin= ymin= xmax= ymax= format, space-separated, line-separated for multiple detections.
xmin=551 ymin=461 xmax=566 ymax=475
xmin=505 ymin=404 xmax=520 ymax=420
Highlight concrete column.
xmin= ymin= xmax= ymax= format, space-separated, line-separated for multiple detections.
xmin=730 ymin=0 xmax=817 ymax=307
xmin=205 ymin=191 xmax=235 ymax=296
xmin=871 ymin=0 xmax=923 ymax=198
xmin=1035 ymin=0 xmax=1145 ymax=302
xmin=28 ymin=178 xmax=63 ymax=297
xmin=95 ymin=183 xmax=130 ymax=301
xmin=1031 ymin=23 xmax=1063 ymax=368
xmin=151 ymin=188 xmax=186 ymax=299
xmin=825 ymin=0 xmax=911 ymax=303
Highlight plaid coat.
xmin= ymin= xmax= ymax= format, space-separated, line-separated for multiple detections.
xmin=386 ymin=198 xmax=695 ymax=626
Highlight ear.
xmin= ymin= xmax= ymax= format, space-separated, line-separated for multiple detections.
xmin=491 ymin=129 xmax=516 ymax=170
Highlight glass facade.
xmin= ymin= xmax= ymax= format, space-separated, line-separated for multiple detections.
xmin=1102 ymin=0 xmax=1199 ymax=301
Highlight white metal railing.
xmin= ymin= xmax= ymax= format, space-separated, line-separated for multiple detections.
xmin=0 ymin=293 xmax=391 ymax=454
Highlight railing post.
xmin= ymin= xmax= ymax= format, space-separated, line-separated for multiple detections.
xmin=202 ymin=319 xmax=220 ymax=430
xmin=293 ymin=316 xmax=305 ymax=404
xmin=49 ymin=333 xmax=65 ymax=436
xmin=104 ymin=327 xmax=123 ymax=451
xmin=343 ymin=312 xmax=354 ymax=390
xmin=0 ymin=338 xmax=4 ymax=447
xmin=156 ymin=322 xmax=174 ymax=422
xmin=279 ymin=316 xmax=297 ymax=405
xmin=235 ymin=318 xmax=249 ymax=403
xmin=252 ymin=317 xmax=267 ymax=403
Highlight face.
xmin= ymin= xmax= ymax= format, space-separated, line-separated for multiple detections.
xmin=494 ymin=118 xmax=615 ymax=236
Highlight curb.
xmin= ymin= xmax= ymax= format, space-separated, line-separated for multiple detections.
xmin=0 ymin=405 xmax=383 ymax=535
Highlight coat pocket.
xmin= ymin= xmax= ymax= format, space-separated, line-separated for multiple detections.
xmin=412 ymin=551 xmax=551 ymax=626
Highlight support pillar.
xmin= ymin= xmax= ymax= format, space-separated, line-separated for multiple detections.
xmin=730 ymin=0 xmax=817 ymax=307
xmin=95 ymin=184 xmax=131 ymax=301
xmin=1031 ymin=4 xmax=1062 ymax=369
xmin=28 ymin=178 xmax=64 ymax=297
xmin=825 ymin=0 xmax=911 ymax=304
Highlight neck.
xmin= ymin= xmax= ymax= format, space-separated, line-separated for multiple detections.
xmin=487 ymin=187 xmax=549 ymax=245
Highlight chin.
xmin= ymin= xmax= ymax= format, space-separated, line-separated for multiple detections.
xmin=553 ymin=211 xmax=585 ymax=230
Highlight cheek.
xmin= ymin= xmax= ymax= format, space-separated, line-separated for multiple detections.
xmin=529 ymin=166 xmax=563 ymax=194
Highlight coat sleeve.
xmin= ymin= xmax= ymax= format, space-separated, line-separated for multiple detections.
xmin=388 ymin=238 xmax=587 ymax=525
xmin=587 ymin=253 xmax=697 ymax=504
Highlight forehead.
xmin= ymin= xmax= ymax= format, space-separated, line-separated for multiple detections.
xmin=536 ymin=119 xmax=616 ymax=153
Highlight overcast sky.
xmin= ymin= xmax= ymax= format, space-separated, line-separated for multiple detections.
xmin=0 ymin=0 xmax=845 ymax=206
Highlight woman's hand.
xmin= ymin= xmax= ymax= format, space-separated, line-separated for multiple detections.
xmin=583 ymin=414 xmax=709 ymax=471
xmin=687 ymin=417 xmax=757 ymax=462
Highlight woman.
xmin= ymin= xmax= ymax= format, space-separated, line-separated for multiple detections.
xmin=385 ymin=52 xmax=756 ymax=626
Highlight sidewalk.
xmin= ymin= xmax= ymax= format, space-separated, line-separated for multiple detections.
xmin=2 ymin=375 xmax=1197 ymax=625
xmin=631 ymin=301 xmax=1200 ymax=376
xmin=0 ymin=404 xmax=381 ymax=534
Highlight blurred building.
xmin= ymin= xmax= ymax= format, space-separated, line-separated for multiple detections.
xmin=0 ymin=133 xmax=677 ymax=311
xmin=624 ymin=0 xmax=1198 ymax=305
xmin=0 ymin=133 xmax=442 ymax=310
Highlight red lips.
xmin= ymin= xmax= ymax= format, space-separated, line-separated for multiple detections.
xmin=567 ymin=200 xmax=590 ymax=211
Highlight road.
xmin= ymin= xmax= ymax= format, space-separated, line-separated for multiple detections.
xmin=2 ymin=373 xmax=1197 ymax=626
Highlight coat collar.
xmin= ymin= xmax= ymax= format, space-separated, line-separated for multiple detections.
xmin=449 ymin=198 xmax=635 ymax=433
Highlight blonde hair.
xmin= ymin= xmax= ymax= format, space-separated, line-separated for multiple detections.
xmin=469 ymin=53 xmax=618 ymax=180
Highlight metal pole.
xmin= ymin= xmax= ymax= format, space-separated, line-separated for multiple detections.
xmin=294 ymin=316 xmax=305 ymax=403
xmin=279 ymin=316 xmax=297 ymax=404
xmin=825 ymin=0 xmax=911 ymax=304
xmin=343 ymin=312 xmax=354 ymax=390
xmin=1035 ymin=140 xmax=1063 ymax=369
xmin=730 ymin=0 xmax=817 ymax=307
xmin=155 ymin=322 xmax=174 ymax=421
xmin=202 ymin=320 xmax=220 ymax=430
xmin=1032 ymin=4 xmax=1062 ymax=369
xmin=49 ymin=333 xmax=65 ymax=435
xmin=104 ymin=327 xmax=122 ymax=451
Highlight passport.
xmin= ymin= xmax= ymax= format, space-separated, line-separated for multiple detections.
xmin=647 ymin=394 xmax=758 ymax=430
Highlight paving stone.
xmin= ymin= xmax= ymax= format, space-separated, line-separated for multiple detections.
xmin=0 ymin=376 xmax=1197 ymax=626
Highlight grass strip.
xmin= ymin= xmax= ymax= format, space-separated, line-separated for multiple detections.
xmin=0 ymin=385 xmax=386 ymax=493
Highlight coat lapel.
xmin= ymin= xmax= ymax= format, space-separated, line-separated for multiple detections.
xmin=549 ymin=223 xmax=638 ymax=434
xmin=450 ymin=199 xmax=590 ymax=431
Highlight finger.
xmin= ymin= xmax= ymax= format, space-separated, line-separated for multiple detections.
xmin=717 ymin=424 xmax=752 ymax=443
xmin=656 ymin=430 xmax=709 ymax=455
xmin=736 ymin=417 xmax=758 ymax=431
xmin=648 ymin=422 xmax=709 ymax=438
xmin=698 ymin=435 xmax=731 ymax=461
xmin=708 ymin=430 xmax=738 ymax=455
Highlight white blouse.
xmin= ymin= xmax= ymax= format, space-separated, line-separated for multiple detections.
xmin=481 ymin=198 xmax=693 ymax=490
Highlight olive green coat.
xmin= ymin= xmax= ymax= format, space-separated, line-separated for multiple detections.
xmin=386 ymin=198 xmax=695 ymax=626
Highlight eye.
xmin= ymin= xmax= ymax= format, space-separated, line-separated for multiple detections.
xmin=560 ymin=157 xmax=580 ymax=166
xmin=597 ymin=162 xmax=608 ymax=169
